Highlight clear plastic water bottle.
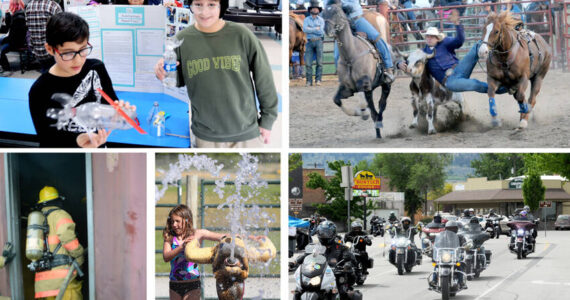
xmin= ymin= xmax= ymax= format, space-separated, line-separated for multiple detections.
xmin=163 ymin=37 xmax=184 ymax=88
xmin=147 ymin=101 xmax=159 ymax=125
xmin=47 ymin=93 xmax=138 ymax=131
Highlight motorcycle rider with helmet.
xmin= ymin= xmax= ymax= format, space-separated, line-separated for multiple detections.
xmin=388 ymin=211 xmax=399 ymax=224
xmin=344 ymin=221 xmax=372 ymax=275
xmin=428 ymin=221 xmax=467 ymax=290
xmin=291 ymin=221 xmax=361 ymax=300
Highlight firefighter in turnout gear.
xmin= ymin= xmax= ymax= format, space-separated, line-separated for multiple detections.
xmin=29 ymin=186 xmax=84 ymax=299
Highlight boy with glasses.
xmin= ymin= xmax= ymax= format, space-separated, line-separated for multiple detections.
xmin=28 ymin=12 xmax=135 ymax=148
xmin=155 ymin=0 xmax=278 ymax=148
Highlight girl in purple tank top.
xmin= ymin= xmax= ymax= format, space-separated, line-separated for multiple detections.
xmin=163 ymin=204 xmax=225 ymax=300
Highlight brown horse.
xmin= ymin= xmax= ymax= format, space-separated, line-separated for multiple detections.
xmin=363 ymin=9 xmax=390 ymax=46
xmin=478 ymin=12 xmax=551 ymax=128
xmin=289 ymin=13 xmax=306 ymax=78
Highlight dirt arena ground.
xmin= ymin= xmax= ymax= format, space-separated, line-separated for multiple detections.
xmin=290 ymin=69 xmax=570 ymax=148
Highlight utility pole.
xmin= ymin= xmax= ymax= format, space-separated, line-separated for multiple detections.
xmin=340 ymin=165 xmax=354 ymax=231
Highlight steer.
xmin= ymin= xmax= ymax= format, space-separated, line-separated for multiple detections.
xmin=185 ymin=235 xmax=276 ymax=300
xmin=398 ymin=49 xmax=462 ymax=134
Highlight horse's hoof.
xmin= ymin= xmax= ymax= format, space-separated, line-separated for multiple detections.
xmin=491 ymin=118 xmax=502 ymax=127
xmin=428 ymin=128 xmax=437 ymax=135
xmin=375 ymin=121 xmax=383 ymax=129
xmin=375 ymin=128 xmax=382 ymax=139
xmin=519 ymin=119 xmax=528 ymax=129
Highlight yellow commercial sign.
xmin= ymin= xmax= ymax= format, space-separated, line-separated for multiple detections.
xmin=352 ymin=171 xmax=381 ymax=190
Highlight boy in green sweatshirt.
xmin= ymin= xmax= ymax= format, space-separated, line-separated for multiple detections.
xmin=155 ymin=0 xmax=278 ymax=148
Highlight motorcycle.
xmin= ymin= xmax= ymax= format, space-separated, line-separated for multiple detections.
xmin=507 ymin=220 xmax=536 ymax=259
xmin=293 ymin=244 xmax=338 ymax=300
xmin=421 ymin=221 xmax=446 ymax=258
xmin=484 ymin=218 xmax=495 ymax=238
xmin=345 ymin=236 xmax=373 ymax=285
xmin=369 ymin=217 xmax=385 ymax=237
xmin=297 ymin=227 xmax=311 ymax=251
xmin=458 ymin=223 xmax=492 ymax=280
xmin=388 ymin=225 xmax=422 ymax=275
xmin=428 ymin=230 xmax=467 ymax=300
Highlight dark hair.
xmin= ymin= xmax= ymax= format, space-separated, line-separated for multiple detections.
xmin=46 ymin=12 xmax=90 ymax=47
xmin=188 ymin=0 xmax=229 ymax=18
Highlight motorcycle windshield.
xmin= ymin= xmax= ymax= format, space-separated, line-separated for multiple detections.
xmin=459 ymin=224 xmax=489 ymax=246
xmin=301 ymin=253 xmax=327 ymax=278
xmin=434 ymin=230 xmax=460 ymax=249
xmin=304 ymin=244 xmax=326 ymax=255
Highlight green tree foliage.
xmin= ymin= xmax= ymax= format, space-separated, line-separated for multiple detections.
xmin=306 ymin=160 xmax=379 ymax=223
xmin=289 ymin=153 xmax=303 ymax=173
xmin=428 ymin=183 xmax=454 ymax=212
xmin=470 ymin=154 xmax=526 ymax=180
xmin=524 ymin=153 xmax=570 ymax=179
xmin=523 ymin=172 xmax=545 ymax=212
xmin=371 ymin=154 xmax=451 ymax=222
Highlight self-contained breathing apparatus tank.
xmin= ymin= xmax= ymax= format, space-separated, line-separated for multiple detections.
xmin=25 ymin=211 xmax=46 ymax=261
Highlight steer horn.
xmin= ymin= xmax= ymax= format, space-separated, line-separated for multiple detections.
xmin=185 ymin=239 xmax=215 ymax=264
xmin=394 ymin=48 xmax=409 ymax=59
xmin=425 ymin=49 xmax=436 ymax=59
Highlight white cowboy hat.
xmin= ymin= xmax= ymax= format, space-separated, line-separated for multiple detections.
xmin=422 ymin=27 xmax=445 ymax=41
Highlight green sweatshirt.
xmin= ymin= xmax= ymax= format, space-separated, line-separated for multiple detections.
xmin=175 ymin=21 xmax=278 ymax=142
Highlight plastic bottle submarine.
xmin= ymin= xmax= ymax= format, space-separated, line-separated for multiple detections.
xmin=186 ymin=235 xmax=276 ymax=300
xmin=47 ymin=91 xmax=147 ymax=134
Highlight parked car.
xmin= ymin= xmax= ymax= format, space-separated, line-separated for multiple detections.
xmin=555 ymin=215 xmax=570 ymax=230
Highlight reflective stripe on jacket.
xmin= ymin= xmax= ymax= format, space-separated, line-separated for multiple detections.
xmin=35 ymin=207 xmax=84 ymax=299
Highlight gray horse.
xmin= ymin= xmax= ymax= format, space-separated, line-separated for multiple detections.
xmin=322 ymin=0 xmax=392 ymax=138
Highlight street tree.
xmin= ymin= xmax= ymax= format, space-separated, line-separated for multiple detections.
xmin=371 ymin=154 xmax=451 ymax=222
xmin=524 ymin=153 xmax=570 ymax=179
xmin=306 ymin=160 xmax=379 ymax=224
xmin=471 ymin=154 xmax=526 ymax=180
xmin=522 ymin=172 xmax=545 ymax=213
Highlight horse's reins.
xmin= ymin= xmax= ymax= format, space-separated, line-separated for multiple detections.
xmin=480 ymin=25 xmax=522 ymax=70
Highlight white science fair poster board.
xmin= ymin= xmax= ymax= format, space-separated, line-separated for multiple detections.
xmin=68 ymin=5 xmax=191 ymax=101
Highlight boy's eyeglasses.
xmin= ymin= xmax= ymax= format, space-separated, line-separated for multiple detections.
xmin=190 ymin=3 xmax=220 ymax=11
xmin=54 ymin=43 xmax=93 ymax=61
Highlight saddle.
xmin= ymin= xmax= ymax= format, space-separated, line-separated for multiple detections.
xmin=289 ymin=13 xmax=304 ymax=31
xmin=517 ymin=29 xmax=542 ymax=70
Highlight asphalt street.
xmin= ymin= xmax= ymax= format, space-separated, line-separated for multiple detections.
xmin=289 ymin=230 xmax=570 ymax=300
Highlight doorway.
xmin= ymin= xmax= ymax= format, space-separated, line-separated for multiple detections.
xmin=4 ymin=153 xmax=90 ymax=299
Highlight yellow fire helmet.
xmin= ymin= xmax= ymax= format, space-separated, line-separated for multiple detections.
xmin=37 ymin=186 xmax=60 ymax=204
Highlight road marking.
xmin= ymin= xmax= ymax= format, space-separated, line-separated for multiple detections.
xmin=531 ymin=280 xmax=570 ymax=286
xmin=475 ymin=242 xmax=557 ymax=300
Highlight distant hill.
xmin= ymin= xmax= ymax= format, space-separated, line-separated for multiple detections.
xmin=298 ymin=153 xmax=479 ymax=180
xmin=301 ymin=153 xmax=374 ymax=175
xmin=447 ymin=153 xmax=479 ymax=182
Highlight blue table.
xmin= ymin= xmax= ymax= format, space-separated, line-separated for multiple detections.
xmin=0 ymin=77 xmax=282 ymax=148
xmin=0 ymin=77 xmax=191 ymax=147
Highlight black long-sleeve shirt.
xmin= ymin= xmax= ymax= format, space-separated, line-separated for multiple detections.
xmin=29 ymin=59 xmax=117 ymax=147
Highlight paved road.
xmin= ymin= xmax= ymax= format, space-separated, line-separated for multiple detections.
xmin=289 ymin=231 xmax=570 ymax=299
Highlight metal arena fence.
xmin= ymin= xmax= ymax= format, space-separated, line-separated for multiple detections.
xmin=291 ymin=0 xmax=570 ymax=77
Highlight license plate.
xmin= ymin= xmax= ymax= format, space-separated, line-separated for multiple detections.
xmin=517 ymin=237 xmax=523 ymax=242
xmin=397 ymin=249 xmax=404 ymax=254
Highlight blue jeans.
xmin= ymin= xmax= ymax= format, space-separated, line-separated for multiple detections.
xmin=445 ymin=41 xmax=507 ymax=94
xmin=0 ymin=38 xmax=10 ymax=71
xmin=305 ymin=38 xmax=323 ymax=83
xmin=353 ymin=17 xmax=393 ymax=69
xmin=403 ymin=1 xmax=417 ymax=22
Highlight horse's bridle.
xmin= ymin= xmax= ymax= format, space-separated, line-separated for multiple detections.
xmin=323 ymin=5 xmax=349 ymax=46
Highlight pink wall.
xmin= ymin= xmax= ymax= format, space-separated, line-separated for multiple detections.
xmin=92 ymin=153 xmax=146 ymax=299
xmin=0 ymin=154 xmax=10 ymax=296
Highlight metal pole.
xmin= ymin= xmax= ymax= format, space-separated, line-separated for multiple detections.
xmin=347 ymin=188 xmax=351 ymax=232
xmin=363 ymin=196 xmax=367 ymax=231
xmin=544 ymin=208 xmax=546 ymax=237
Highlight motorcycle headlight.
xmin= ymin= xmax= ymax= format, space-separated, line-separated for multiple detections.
xmin=309 ymin=276 xmax=321 ymax=286
xmin=517 ymin=229 xmax=525 ymax=236
xmin=441 ymin=251 xmax=452 ymax=263
xmin=396 ymin=238 xmax=408 ymax=247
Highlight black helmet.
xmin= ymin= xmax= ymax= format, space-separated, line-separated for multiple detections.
xmin=433 ymin=214 xmax=442 ymax=223
xmin=489 ymin=209 xmax=495 ymax=214
xmin=351 ymin=221 xmax=363 ymax=232
xmin=401 ymin=217 xmax=411 ymax=229
xmin=317 ymin=221 xmax=337 ymax=245
xmin=463 ymin=209 xmax=470 ymax=217
xmin=469 ymin=216 xmax=479 ymax=224
xmin=445 ymin=221 xmax=459 ymax=233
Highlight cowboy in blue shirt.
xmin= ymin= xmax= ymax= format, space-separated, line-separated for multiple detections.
xmin=397 ymin=10 xmax=507 ymax=95
xmin=331 ymin=0 xmax=394 ymax=82
xmin=303 ymin=0 xmax=325 ymax=86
